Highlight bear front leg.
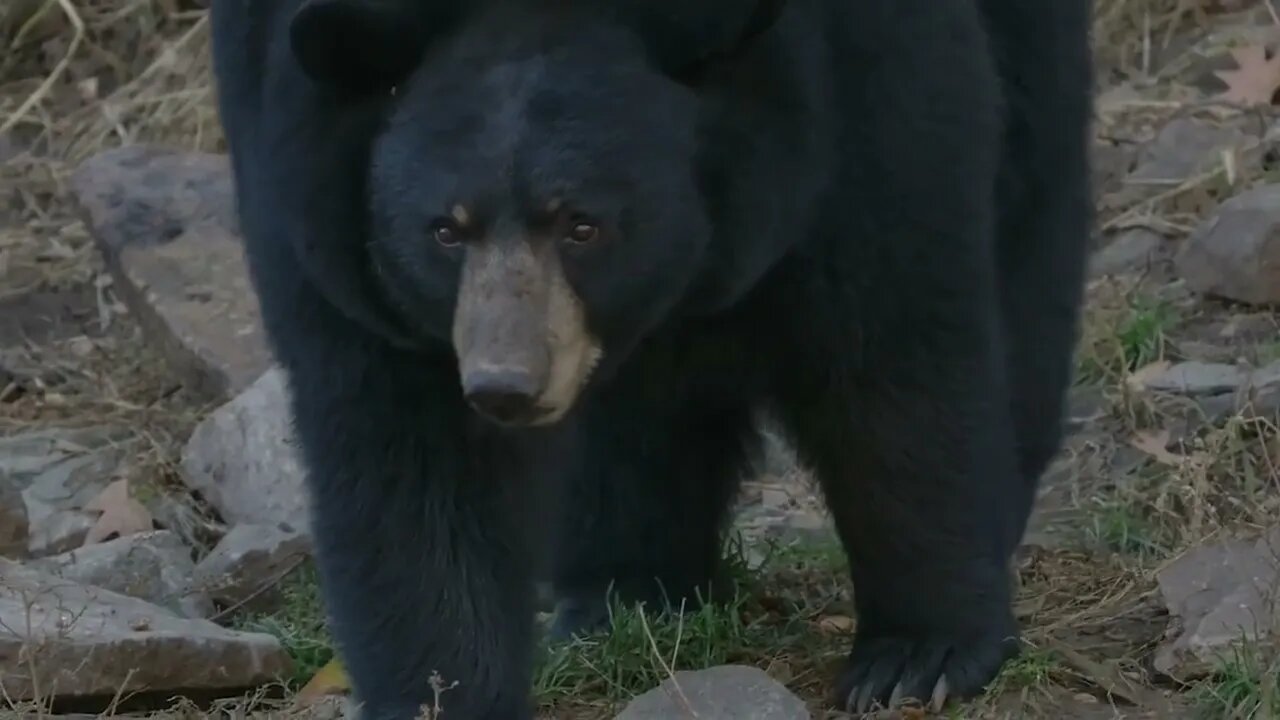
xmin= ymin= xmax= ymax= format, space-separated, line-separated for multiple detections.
xmin=775 ymin=303 xmax=1022 ymax=713
xmin=284 ymin=343 xmax=556 ymax=720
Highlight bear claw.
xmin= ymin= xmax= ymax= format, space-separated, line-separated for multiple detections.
xmin=837 ymin=631 xmax=1015 ymax=715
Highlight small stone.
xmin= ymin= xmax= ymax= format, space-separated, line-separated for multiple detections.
xmin=1091 ymin=140 xmax=1136 ymax=199
xmin=64 ymin=335 xmax=97 ymax=358
xmin=1089 ymin=228 xmax=1167 ymax=278
xmin=191 ymin=523 xmax=312 ymax=614
xmin=26 ymin=510 xmax=97 ymax=558
xmin=25 ymin=530 xmax=213 ymax=619
xmin=70 ymin=145 xmax=271 ymax=400
xmin=1142 ymin=361 xmax=1249 ymax=396
xmin=817 ymin=615 xmax=855 ymax=634
xmin=759 ymin=487 xmax=793 ymax=509
xmin=1153 ymin=528 xmax=1280 ymax=681
xmin=0 ymin=559 xmax=292 ymax=705
xmin=1127 ymin=117 xmax=1248 ymax=187
xmin=181 ymin=368 xmax=310 ymax=534
xmin=1136 ymin=360 xmax=1280 ymax=425
xmin=1174 ymin=183 xmax=1280 ymax=306
xmin=1064 ymin=384 xmax=1106 ymax=432
xmin=615 ymin=665 xmax=809 ymax=720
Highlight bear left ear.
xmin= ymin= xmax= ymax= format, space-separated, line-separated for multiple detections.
xmin=632 ymin=0 xmax=789 ymax=86
xmin=289 ymin=0 xmax=432 ymax=95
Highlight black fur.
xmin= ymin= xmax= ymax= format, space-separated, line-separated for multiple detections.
xmin=209 ymin=0 xmax=1093 ymax=717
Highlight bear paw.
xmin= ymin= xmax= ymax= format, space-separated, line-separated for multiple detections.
xmin=836 ymin=629 xmax=1020 ymax=715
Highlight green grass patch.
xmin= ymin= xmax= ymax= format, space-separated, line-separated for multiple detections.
xmin=534 ymin=531 xmax=851 ymax=709
xmin=228 ymin=532 xmax=854 ymax=710
xmin=233 ymin=563 xmax=335 ymax=687
xmin=1193 ymin=639 xmax=1280 ymax=719
xmin=1085 ymin=499 xmax=1168 ymax=558
xmin=1077 ymin=289 xmax=1175 ymax=384
xmin=982 ymin=644 xmax=1061 ymax=698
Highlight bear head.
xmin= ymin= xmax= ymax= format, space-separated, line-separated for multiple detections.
xmin=289 ymin=0 xmax=786 ymax=427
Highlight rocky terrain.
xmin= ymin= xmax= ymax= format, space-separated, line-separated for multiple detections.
xmin=3 ymin=1 xmax=1280 ymax=718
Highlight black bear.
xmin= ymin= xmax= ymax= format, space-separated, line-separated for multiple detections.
xmin=209 ymin=0 xmax=1093 ymax=717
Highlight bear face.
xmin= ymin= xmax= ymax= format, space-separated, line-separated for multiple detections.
xmin=289 ymin=0 xmax=786 ymax=427
xmin=366 ymin=9 xmax=710 ymax=427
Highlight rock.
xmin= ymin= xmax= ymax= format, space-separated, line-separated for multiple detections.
xmin=1064 ymin=384 xmax=1107 ymax=433
xmin=1134 ymin=360 xmax=1280 ymax=424
xmin=1173 ymin=340 xmax=1241 ymax=365
xmin=1142 ymin=361 xmax=1250 ymax=396
xmin=1091 ymin=140 xmax=1136 ymax=199
xmin=1126 ymin=117 xmax=1248 ymax=187
xmin=0 ymin=427 xmax=135 ymax=557
xmin=615 ymin=665 xmax=809 ymax=720
xmin=1153 ymin=528 xmax=1280 ymax=681
xmin=181 ymin=368 xmax=310 ymax=535
xmin=1021 ymin=454 xmax=1089 ymax=552
xmin=70 ymin=145 xmax=271 ymax=400
xmin=191 ymin=523 xmax=311 ymax=614
xmin=1174 ymin=183 xmax=1280 ymax=306
xmin=0 ymin=476 xmax=27 ymax=558
xmin=26 ymin=510 xmax=98 ymax=558
xmin=25 ymin=530 xmax=213 ymax=619
xmin=1089 ymin=228 xmax=1167 ymax=278
xmin=0 ymin=559 xmax=292 ymax=705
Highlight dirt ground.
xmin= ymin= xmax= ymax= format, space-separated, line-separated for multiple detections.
xmin=3 ymin=1 xmax=1280 ymax=719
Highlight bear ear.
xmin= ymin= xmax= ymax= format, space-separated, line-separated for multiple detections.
xmin=636 ymin=0 xmax=789 ymax=85
xmin=289 ymin=0 xmax=429 ymax=95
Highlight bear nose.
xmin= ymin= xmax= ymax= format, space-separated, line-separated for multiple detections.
xmin=463 ymin=369 xmax=540 ymax=424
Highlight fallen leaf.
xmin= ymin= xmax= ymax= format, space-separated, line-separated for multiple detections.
xmin=818 ymin=615 xmax=855 ymax=634
xmin=81 ymin=478 xmax=153 ymax=546
xmin=1214 ymin=45 xmax=1280 ymax=106
xmin=296 ymin=657 xmax=351 ymax=704
xmin=1125 ymin=359 xmax=1172 ymax=392
xmin=1129 ymin=429 xmax=1184 ymax=466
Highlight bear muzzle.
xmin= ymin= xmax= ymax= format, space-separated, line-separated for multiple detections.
xmin=452 ymin=240 xmax=603 ymax=427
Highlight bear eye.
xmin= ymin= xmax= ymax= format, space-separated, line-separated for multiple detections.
xmin=430 ymin=220 xmax=461 ymax=247
xmin=566 ymin=222 xmax=599 ymax=245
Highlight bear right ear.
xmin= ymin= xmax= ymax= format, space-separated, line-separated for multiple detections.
xmin=289 ymin=0 xmax=429 ymax=95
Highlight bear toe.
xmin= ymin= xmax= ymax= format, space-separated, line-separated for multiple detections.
xmin=837 ymin=627 xmax=1019 ymax=715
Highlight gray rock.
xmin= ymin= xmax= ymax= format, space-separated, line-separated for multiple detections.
xmin=1136 ymin=360 xmax=1280 ymax=425
xmin=181 ymin=368 xmax=310 ymax=535
xmin=1174 ymin=183 xmax=1280 ymax=306
xmin=1091 ymin=140 xmax=1136 ymax=199
xmin=1021 ymin=453 xmax=1089 ymax=552
xmin=0 ymin=427 xmax=135 ymax=557
xmin=191 ymin=523 xmax=311 ymax=614
xmin=615 ymin=665 xmax=809 ymax=720
xmin=25 ymin=530 xmax=213 ymax=619
xmin=1143 ymin=361 xmax=1250 ymax=396
xmin=1089 ymin=228 xmax=1167 ymax=278
xmin=26 ymin=510 xmax=97 ymax=558
xmin=1127 ymin=117 xmax=1248 ymax=187
xmin=70 ymin=145 xmax=271 ymax=400
xmin=1064 ymin=384 xmax=1107 ymax=433
xmin=0 ymin=559 xmax=292 ymax=705
xmin=1154 ymin=528 xmax=1280 ymax=681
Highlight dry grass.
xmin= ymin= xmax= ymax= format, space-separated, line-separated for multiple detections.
xmin=2 ymin=0 xmax=1280 ymax=718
